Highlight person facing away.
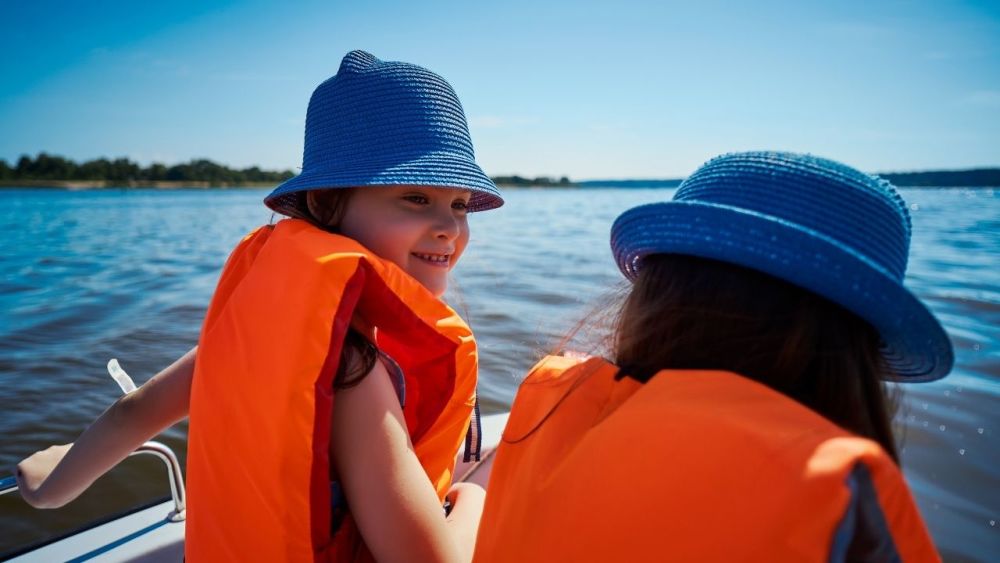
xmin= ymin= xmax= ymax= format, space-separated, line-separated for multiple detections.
xmin=474 ymin=152 xmax=949 ymax=562
xmin=16 ymin=50 xmax=503 ymax=563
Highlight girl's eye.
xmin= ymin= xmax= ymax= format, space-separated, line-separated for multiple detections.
xmin=403 ymin=194 xmax=429 ymax=205
xmin=452 ymin=199 xmax=470 ymax=211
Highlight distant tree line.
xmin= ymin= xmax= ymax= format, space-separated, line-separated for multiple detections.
xmin=876 ymin=169 xmax=1000 ymax=188
xmin=492 ymin=175 xmax=573 ymax=187
xmin=0 ymin=153 xmax=296 ymax=185
xmin=576 ymin=179 xmax=683 ymax=188
xmin=2 ymin=153 xmax=576 ymax=187
xmin=5 ymin=153 xmax=996 ymax=188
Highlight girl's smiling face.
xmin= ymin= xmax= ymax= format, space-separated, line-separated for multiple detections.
xmin=324 ymin=186 xmax=471 ymax=297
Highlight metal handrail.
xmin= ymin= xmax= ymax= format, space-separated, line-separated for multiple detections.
xmin=0 ymin=441 xmax=186 ymax=521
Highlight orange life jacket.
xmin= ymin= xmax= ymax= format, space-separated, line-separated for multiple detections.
xmin=475 ymin=356 xmax=939 ymax=563
xmin=186 ymin=219 xmax=478 ymax=562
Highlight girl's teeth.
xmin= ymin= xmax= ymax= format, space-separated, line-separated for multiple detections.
xmin=416 ymin=253 xmax=448 ymax=263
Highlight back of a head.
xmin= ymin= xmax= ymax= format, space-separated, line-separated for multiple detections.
xmin=614 ymin=253 xmax=900 ymax=461
xmin=609 ymin=151 xmax=956 ymax=462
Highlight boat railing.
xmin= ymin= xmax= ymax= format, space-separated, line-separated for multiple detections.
xmin=0 ymin=441 xmax=186 ymax=521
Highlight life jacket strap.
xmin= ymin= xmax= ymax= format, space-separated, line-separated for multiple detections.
xmin=463 ymin=395 xmax=482 ymax=462
xmin=378 ymin=349 xmax=406 ymax=407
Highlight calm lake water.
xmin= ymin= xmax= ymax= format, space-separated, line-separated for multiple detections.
xmin=0 ymin=186 xmax=997 ymax=560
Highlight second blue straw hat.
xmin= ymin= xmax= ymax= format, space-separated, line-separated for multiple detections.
xmin=610 ymin=151 xmax=953 ymax=382
xmin=266 ymin=50 xmax=503 ymax=217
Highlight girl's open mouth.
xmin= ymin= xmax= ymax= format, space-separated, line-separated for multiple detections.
xmin=412 ymin=252 xmax=450 ymax=268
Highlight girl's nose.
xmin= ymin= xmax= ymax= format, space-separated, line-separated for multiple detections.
xmin=432 ymin=207 xmax=462 ymax=241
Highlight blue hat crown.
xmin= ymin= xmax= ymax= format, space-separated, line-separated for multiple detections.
xmin=675 ymin=153 xmax=912 ymax=281
xmin=302 ymin=51 xmax=475 ymax=171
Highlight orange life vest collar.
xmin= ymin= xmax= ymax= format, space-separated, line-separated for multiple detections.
xmin=187 ymin=219 xmax=478 ymax=562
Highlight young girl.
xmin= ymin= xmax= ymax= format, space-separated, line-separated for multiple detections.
xmin=474 ymin=152 xmax=948 ymax=562
xmin=16 ymin=50 xmax=502 ymax=563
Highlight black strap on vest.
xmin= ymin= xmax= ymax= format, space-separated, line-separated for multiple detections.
xmin=463 ymin=395 xmax=482 ymax=462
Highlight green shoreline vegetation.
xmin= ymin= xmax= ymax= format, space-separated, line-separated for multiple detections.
xmin=0 ymin=153 xmax=294 ymax=188
xmin=1 ymin=153 xmax=998 ymax=188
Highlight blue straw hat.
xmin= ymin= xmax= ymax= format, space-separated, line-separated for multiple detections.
xmin=265 ymin=50 xmax=503 ymax=217
xmin=610 ymin=151 xmax=953 ymax=381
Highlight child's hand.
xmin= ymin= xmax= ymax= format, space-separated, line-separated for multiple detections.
xmin=445 ymin=482 xmax=485 ymax=522
xmin=445 ymin=482 xmax=486 ymax=560
xmin=16 ymin=443 xmax=72 ymax=508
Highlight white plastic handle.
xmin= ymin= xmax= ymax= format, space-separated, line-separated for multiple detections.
xmin=107 ymin=358 xmax=137 ymax=394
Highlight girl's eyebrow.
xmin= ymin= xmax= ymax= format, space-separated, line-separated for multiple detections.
xmin=398 ymin=189 xmax=431 ymax=198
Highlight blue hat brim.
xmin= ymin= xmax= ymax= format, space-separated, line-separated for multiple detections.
xmin=265 ymin=151 xmax=503 ymax=217
xmin=611 ymin=201 xmax=954 ymax=381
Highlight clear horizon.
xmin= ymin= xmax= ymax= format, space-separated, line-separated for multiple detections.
xmin=3 ymin=0 xmax=999 ymax=179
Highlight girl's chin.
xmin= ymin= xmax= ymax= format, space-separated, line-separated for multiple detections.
xmin=427 ymin=281 xmax=448 ymax=298
xmin=411 ymin=273 xmax=447 ymax=297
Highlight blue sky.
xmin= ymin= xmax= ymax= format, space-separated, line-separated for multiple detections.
xmin=2 ymin=0 xmax=998 ymax=179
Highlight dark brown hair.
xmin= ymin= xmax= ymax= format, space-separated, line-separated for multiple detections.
xmin=299 ymin=188 xmax=378 ymax=389
xmin=611 ymin=254 xmax=901 ymax=462
xmin=303 ymin=189 xmax=352 ymax=229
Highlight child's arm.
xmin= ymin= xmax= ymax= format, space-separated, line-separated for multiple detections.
xmin=16 ymin=347 xmax=197 ymax=508
xmin=331 ymin=357 xmax=484 ymax=563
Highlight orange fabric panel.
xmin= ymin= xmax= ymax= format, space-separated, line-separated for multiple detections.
xmin=187 ymin=219 xmax=476 ymax=562
xmin=475 ymin=356 xmax=939 ymax=562
xmin=199 ymin=225 xmax=274 ymax=332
